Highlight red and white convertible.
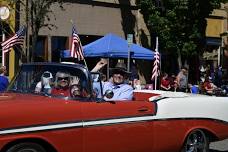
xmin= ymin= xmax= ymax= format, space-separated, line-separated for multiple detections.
xmin=0 ymin=62 xmax=228 ymax=152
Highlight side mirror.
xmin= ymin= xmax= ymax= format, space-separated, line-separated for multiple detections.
xmin=104 ymin=89 xmax=114 ymax=99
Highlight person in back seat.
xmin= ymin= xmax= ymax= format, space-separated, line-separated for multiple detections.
xmin=35 ymin=71 xmax=53 ymax=95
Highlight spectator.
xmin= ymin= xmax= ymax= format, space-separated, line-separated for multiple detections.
xmin=170 ymin=74 xmax=178 ymax=91
xmin=160 ymin=73 xmax=171 ymax=91
xmin=203 ymin=76 xmax=217 ymax=95
xmin=133 ymin=79 xmax=142 ymax=90
xmin=205 ymin=64 xmax=211 ymax=77
xmin=0 ymin=66 xmax=8 ymax=90
xmin=176 ymin=67 xmax=188 ymax=92
xmin=103 ymin=62 xmax=133 ymax=101
xmin=0 ymin=66 xmax=9 ymax=92
xmin=214 ymin=66 xmax=222 ymax=88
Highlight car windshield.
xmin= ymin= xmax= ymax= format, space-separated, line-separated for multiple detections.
xmin=8 ymin=63 xmax=91 ymax=98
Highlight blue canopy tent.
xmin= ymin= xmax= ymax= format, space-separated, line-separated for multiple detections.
xmin=61 ymin=33 xmax=155 ymax=60
xmin=83 ymin=33 xmax=154 ymax=60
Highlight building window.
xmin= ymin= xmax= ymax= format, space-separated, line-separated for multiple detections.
xmin=51 ymin=36 xmax=68 ymax=62
xmin=34 ymin=36 xmax=47 ymax=62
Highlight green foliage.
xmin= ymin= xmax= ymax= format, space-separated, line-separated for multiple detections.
xmin=8 ymin=0 xmax=63 ymax=62
xmin=137 ymin=0 xmax=225 ymax=61
xmin=9 ymin=0 xmax=63 ymax=33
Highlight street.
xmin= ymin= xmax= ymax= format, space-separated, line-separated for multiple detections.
xmin=210 ymin=139 xmax=228 ymax=152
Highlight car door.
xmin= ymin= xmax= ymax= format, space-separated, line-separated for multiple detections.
xmin=82 ymin=99 xmax=156 ymax=152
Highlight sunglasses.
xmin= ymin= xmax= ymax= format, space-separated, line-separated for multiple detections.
xmin=58 ymin=77 xmax=69 ymax=81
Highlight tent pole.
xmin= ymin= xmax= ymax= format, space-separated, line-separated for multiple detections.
xmin=127 ymin=45 xmax=131 ymax=72
xmin=107 ymin=58 xmax=110 ymax=80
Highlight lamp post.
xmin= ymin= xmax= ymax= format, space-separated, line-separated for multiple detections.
xmin=0 ymin=5 xmax=10 ymax=66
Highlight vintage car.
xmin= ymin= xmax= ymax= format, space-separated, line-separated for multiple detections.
xmin=0 ymin=62 xmax=228 ymax=152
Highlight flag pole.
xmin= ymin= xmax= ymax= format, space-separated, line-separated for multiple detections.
xmin=83 ymin=57 xmax=88 ymax=70
xmin=155 ymin=73 xmax=157 ymax=90
xmin=2 ymin=30 xmax=5 ymax=66
xmin=70 ymin=20 xmax=88 ymax=70
xmin=155 ymin=37 xmax=159 ymax=90
xmin=151 ymin=37 xmax=159 ymax=90
xmin=155 ymin=37 xmax=158 ymax=90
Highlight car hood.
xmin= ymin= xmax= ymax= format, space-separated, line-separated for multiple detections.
xmin=0 ymin=93 xmax=82 ymax=130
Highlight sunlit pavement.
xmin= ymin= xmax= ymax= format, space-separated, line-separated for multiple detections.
xmin=210 ymin=139 xmax=228 ymax=152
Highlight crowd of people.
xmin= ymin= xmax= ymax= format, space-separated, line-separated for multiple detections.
xmin=159 ymin=65 xmax=228 ymax=96
xmin=160 ymin=67 xmax=188 ymax=92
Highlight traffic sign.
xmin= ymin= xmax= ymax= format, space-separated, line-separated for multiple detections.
xmin=127 ymin=34 xmax=133 ymax=45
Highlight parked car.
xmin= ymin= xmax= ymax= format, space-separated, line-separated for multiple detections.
xmin=0 ymin=62 xmax=228 ymax=152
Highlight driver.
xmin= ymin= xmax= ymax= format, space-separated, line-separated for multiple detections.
xmin=51 ymin=71 xmax=71 ymax=96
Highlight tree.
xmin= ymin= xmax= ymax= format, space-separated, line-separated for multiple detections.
xmin=136 ymin=0 xmax=227 ymax=73
xmin=8 ymin=0 xmax=64 ymax=62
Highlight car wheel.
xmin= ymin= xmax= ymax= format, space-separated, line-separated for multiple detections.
xmin=6 ymin=142 xmax=46 ymax=152
xmin=181 ymin=129 xmax=209 ymax=152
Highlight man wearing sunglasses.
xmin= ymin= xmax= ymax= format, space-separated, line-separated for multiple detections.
xmin=52 ymin=71 xmax=71 ymax=96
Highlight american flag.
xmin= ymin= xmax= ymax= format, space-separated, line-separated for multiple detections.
xmin=151 ymin=37 xmax=160 ymax=80
xmin=70 ymin=26 xmax=84 ymax=60
xmin=1 ymin=26 xmax=26 ymax=53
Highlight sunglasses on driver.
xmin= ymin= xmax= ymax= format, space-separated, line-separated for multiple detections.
xmin=58 ymin=77 xmax=69 ymax=81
